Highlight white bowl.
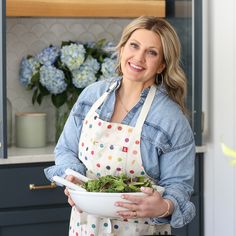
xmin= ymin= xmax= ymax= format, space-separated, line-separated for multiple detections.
xmin=68 ymin=186 xmax=164 ymax=218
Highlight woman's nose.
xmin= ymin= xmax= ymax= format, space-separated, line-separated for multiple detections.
xmin=134 ymin=50 xmax=145 ymax=62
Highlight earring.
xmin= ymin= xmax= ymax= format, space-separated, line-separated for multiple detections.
xmin=155 ymin=73 xmax=164 ymax=86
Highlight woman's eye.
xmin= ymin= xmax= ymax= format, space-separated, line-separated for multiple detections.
xmin=148 ymin=50 xmax=158 ymax=56
xmin=130 ymin=42 xmax=139 ymax=48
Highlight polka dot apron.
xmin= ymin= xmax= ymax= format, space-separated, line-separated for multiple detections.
xmin=69 ymin=83 xmax=171 ymax=236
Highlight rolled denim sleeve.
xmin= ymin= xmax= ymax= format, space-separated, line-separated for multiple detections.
xmin=152 ymin=138 xmax=196 ymax=228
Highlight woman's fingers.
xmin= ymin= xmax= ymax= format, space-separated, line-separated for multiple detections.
xmin=64 ymin=187 xmax=75 ymax=206
xmin=117 ymin=210 xmax=139 ymax=219
xmin=115 ymin=194 xmax=142 ymax=218
xmin=64 ymin=187 xmax=83 ymax=213
xmin=65 ymin=175 xmax=84 ymax=185
xmin=116 ymin=187 xmax=163 ymax=218
xmin=140 ymin=186 xmax=155 ymax=195
xmin=64 ymin=175 xmax=83 ymax=206
xmin=119 ymin=187 xmax=157 ymax=205
xmin=116 ymin=202 xmax=137 ymax=211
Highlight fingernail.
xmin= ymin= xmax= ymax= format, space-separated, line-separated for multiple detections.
xmin=115 ymin=203 xmax=119 ymax=206
xmin=141 ymin=187 xmax=145 ymax=191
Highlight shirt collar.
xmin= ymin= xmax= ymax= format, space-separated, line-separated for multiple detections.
xmin=108 ymin=76 xmax=167 ymax=98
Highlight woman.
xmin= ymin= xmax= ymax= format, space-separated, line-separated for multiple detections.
xmin=45 ymin=16 xmax=196 ymax=235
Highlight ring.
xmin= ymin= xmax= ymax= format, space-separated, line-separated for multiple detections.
xmin=133 ymin=211 xmax=137 ymax=218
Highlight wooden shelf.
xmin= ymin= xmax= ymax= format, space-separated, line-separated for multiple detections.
xmin=6 ymin=0 xmax=165 ymax=18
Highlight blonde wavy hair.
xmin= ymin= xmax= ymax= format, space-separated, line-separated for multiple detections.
xmin=116 ymin=16 xmax=187 ymax=113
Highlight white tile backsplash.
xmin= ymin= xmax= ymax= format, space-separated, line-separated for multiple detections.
xmin=6 ymin=17 xmax=131 ymax=144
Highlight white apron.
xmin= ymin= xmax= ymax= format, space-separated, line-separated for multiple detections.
xmin=69 ymin=83 xmax=171 ymax=236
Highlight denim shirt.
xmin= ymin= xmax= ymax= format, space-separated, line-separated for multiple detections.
xmin=44 ymin=77 xmax=196 ymax=228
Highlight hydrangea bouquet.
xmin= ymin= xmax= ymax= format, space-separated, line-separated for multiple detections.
xmin=19 ymin=40 xmax=118 ymax=141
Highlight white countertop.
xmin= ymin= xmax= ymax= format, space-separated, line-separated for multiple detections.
xmin=0 ymin=145 xmax=207 ymax=165
xmin=0 ymin=144 xmax=55 ymax=165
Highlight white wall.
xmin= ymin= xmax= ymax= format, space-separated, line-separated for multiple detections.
xmin=203 ymin=0 xmax=236 ymax=235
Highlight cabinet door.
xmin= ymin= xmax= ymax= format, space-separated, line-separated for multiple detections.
xmin=0 ymin=163 xmax=68 ymax=208
xmin=0 ymin=207 xmax=71 ymax=236
xmin=0 ymin=162 xmax=71 ymax=236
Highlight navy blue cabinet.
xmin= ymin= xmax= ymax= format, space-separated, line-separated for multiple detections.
xmin=0 ymin=156 xmax=203 ymax=236
xmin=0 ymin=162 xmax=71 ymax=236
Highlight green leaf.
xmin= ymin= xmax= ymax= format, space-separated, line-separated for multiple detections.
xmin=31 ymin=71 xmax=40 ymax=84
xmin=82 ymin=174 xmax=154 ymax=193
xmin=96 ymin=38 xmax=106 ymax=48
xmin=38 ymin=83 xmax=50 ymax=96
xmin=26 ymin=55 xmax=33 ymax=59
xmin=99 ymin=54 xmax=104 ymax=63
xmin=61 ymin=40 xmax=75 ymax=47
xmin=37 ymin=93 xmax=43 ymax=105
xmin=51 ymin=91 xmax=67 ymax=108
xmin=32 ymin=89 xmax=38 ymax=104
xmin=27 ymin=83 xmax=35 ymax=90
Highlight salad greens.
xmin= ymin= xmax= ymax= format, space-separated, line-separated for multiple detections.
xmin=81 ymin=174 xmax=154 ymax=193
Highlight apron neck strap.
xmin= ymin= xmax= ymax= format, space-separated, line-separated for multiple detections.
xmin=86 ymin=82 xmax=117 ymax=118
xmin=135 ymin=85 xmax=157 ymax=131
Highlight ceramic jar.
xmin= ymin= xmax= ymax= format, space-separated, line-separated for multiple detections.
xmin=15 ymin=112 xmax=47 ymax=148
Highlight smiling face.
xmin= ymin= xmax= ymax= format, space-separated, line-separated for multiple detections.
xmin=120 ymin=29 xmax=166 ymax=86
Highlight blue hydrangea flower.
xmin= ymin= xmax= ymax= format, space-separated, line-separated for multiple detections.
xmin=39 ymin=65 xmax=67 ymax=94
xmin=19 ymin=40 xmax=118 ymax=110
xmin=19 ymin=57 xmax=40 ymax=87
xmin=99 ymin=57 xmax=118 ymax=80
xmin=72 ymin=70 xmax=97 ymax=89
xmin=60 ymin=43 xmax=86 ymax=71
xmin=72 ymin=57 xmax=100 ymax=88
xmin=102 ymin=41 xmax=116 ymax=57
xmin=37 ymin=46 xmax=60 ymax=66
xmin=83 ymin=56 xmax=100 ymax=73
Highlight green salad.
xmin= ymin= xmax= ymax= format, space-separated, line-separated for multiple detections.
xmin=81 ymin=174 xmax=154 ymax=193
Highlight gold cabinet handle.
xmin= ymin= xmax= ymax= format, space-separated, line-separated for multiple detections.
xmin=29 ymin=182 xmax=57 ymax=190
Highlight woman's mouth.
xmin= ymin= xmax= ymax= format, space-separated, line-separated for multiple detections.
xmin=128 ymin=62 xmax=144 ymax=72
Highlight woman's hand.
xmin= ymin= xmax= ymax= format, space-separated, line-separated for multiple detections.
xmin=116 ymin=187 xmax=173 ymax=219
xmin=64 ymin=175 xmax=84 ymax=212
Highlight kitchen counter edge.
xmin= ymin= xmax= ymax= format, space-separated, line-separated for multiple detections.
xmin=0 ymin=145 xmax=206 ymax=165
